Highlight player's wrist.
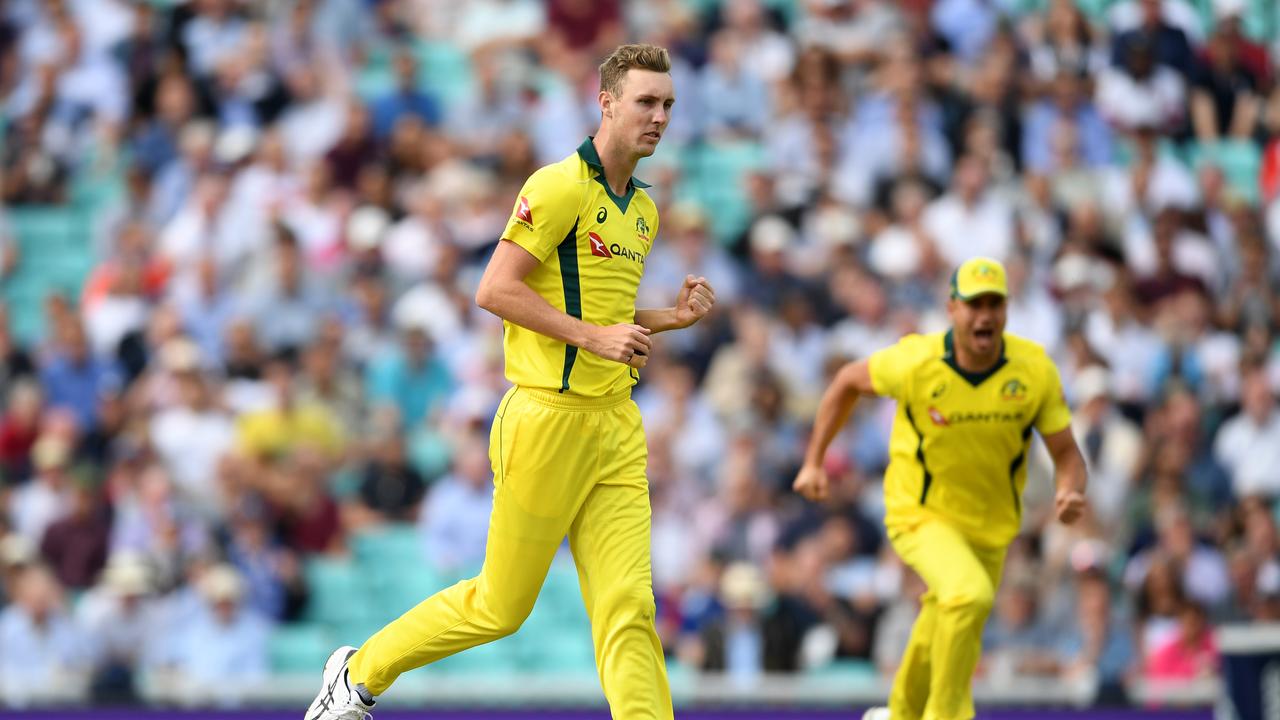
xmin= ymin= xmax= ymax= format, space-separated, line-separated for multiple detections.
xmin=575 ymin=322 xmax=600 ymax=352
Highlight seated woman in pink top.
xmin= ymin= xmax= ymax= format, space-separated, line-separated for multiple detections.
xmin=1145 ymin=601 xmax=1219 ymax=681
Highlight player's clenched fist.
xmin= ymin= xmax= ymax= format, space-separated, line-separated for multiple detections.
xmin=1055 ymin=488 xmax=1086 ymax=525
xmin=674 ymin=275 xmax=715 ymax=328
xmin=585 ymin=323 xmax=653 ymax=368
xmin=792 ymin=463 xmax=830 ymax=502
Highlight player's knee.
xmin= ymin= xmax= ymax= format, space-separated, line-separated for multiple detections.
xmin=490 ymin=605 xmax=533 ymax=637
xmin=485 ymin=595 xmax=538 ymax=637
xmin=940 ymin=581 xmax=995 ymax=616
xmin=595 ymin=584 xmax=656 ymax=625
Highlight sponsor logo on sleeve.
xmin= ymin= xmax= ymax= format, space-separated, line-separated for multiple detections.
xmin=514 ymin=195 xmax=533 ymax=228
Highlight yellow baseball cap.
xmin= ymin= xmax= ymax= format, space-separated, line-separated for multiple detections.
xmin=950 ymin=257 xmax=1008 ymax=300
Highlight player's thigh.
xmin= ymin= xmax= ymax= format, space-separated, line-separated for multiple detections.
xmin=489 ymin=388 xmax=601 ymax=528
xmin=889 ymin=520 xmax=997 ymax=607
xmin=568 ymin=477 xmax=654 ymax=619
xmin=569 ymin=402 xmax=653 ymax=607
xmin=482 ymin=390 xmax=602 ymax=607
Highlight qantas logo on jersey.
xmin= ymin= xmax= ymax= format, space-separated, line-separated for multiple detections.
xmin=514 ymin=196 xmax=533 ymax=226
xmin=588 ymin=232 xmax=611 ymax=257
xmin=933 ymin=410 xmax=1027 ymax=426
xmin=587 ymin=232 xmax=644 ymax=265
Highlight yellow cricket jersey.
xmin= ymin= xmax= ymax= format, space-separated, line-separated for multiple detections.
xmin=500 ymin=137 xmax=658 ymax=397
xmin=869 ymin=331 xmax=1073 ymax=548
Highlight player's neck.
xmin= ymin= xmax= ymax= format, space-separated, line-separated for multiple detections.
xmin=953 ymin=339 xmax=1003 ymax=374
xmin=591 ymin=133 xmax=638 ymax=198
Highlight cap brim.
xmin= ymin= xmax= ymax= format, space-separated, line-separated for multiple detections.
xmin=953 ymin=287 xmax=1007 ymax=301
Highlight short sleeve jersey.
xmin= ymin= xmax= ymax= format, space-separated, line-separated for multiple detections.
xmin=868 ymin=331 xmax=1072 ymax=547
xmin=499 ymin=137 xmax=659 ymax=397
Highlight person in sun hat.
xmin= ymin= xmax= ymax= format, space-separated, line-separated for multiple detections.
xmin=794 ymin=256 xmax=1088 ymax=720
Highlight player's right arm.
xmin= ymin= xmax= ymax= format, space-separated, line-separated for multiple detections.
xmin=478 ymin=169 xmax=652 ymax=368
xmin=475 ymin=239 xmax=653 ymax=368
xmin=793 ymin=358 xmax=878 ymax=502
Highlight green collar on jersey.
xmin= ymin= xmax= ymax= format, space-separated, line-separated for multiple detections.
xmin=943 ymin=329 xmax=1007 ymax=387
xmin=576 ymin=136 xmax=650 ymax=214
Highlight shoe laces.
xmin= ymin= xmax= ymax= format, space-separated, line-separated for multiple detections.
xmin=328 ymin=708 xmax=372 ymax=720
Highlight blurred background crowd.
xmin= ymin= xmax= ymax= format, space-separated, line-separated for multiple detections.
xmin=1 ymin=0 xmax=1279 ymax=709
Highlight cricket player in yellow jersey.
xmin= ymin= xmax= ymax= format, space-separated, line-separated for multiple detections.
xmin=793 ymin=257 xmax=1088 ymax=720
xmin=305 ymin=45 xmax=714 ymax=720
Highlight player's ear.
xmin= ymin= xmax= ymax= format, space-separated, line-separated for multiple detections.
xmin=599 ymin=90 xmax=613 ymax=119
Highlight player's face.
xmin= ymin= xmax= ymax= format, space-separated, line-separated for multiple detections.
xmin=949 ymin=293 xmax=1007 ymax=359
xmin=608 ymin=69 xmax=675 ymax=157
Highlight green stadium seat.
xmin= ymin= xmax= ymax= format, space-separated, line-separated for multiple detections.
xmin=353 ymin=47 xmax=397 ymax=102
xmin=1187 ymin=140 xmax=1262 ymax=205
xmin=351 ymin=524 xmax=426 ymax=567
xmin=375 ymin=559 xmax=452 ymax=618
xmin=679 ymin=140 xmax=765 ymax=247
xmin=414 ymin=41 xmax=474 ymax=107
xmin=524 ymin=631 xmax=597 ymax=673
xmin=3 ymin=207 xmax=93 ymax=345
xmin=535 ymin=561 xmax=587 ymax=623
xmin=303 ymin=557 xmax=382 ymax=628
xmin=1075 ymin=0 xmax=1116 ymax=24
xmin=269 ymin=623 xmax=333 ymax=673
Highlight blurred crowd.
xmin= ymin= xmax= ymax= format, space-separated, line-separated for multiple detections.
xmin=2 ymin=0 xmax=1279 ymax=708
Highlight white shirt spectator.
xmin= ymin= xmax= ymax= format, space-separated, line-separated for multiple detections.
xmin=1084 ymin=307 xmax=1164 ymax=404
xmin=82 ymin=293 xmax=149 ymax=359
xmin=1100 ymin=155 xmax=1199 ymax=220
xmin=921 ymin=192 xmax=1015 ymax=267
xmin=0 ymin=593 xmax=87 ymax=704
xmin=1095 ymin=65 xmax=1185 ymax=132
xmin=455 ymin=0 xmax=545 ymax=51
xmin=1214 ymin=409 xmax=1280 ymax=498
xmin=54 ymin=53 xmax=128 ymax=123
xmin=181 ymin=10 xmax=247 ymax=77
xmin=9 ymin=476 xmax=75 ymax=548
xmin=150 ymin=406 xmax=235 ymax=512
xmin=383 ymin=214 xmax=447 ymax=284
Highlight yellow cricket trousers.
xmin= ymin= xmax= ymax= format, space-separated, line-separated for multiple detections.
xmin=887 ymin=516 xmax=1007 ymax=720
xmin=348 ymin=386 xmax=673 ymax=720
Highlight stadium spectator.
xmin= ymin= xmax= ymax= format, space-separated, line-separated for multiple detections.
xmin=1214 ymin=366 xmax=1280 ymax=498
xmin=419 ymin=432 xmax=494 ymax=574
xmin=8 ymin=435 xmax=78 ymax=549
xmin=1143 ymin=600 xmax=1219 ymax=682
xmin=173 ymin=564 xmax=270 ymax=690
xmin=0 ymin=564 xmax=88 ymax=705
xmin=76 ymin=553 xmax=161 ymax=701
xmin=39 ymin=483 xmax=109 ymax=591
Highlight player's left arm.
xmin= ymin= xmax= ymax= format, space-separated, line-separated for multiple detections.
xmin=1042 ymin=426 xmax=1088 ymax=525
xmin=635 ymin=274 xmax=715 ymax=333
xmin=1036 ymin=356 xmax=1088 ymax=525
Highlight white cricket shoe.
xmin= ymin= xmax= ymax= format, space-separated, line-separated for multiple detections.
xmin=305 ymin=646 xmax=376 ymax=720
xmin=861 ymin=707 xmax=890 ymax=720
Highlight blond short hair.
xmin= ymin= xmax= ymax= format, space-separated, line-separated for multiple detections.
xmin=598 ymin=44 xmax=671 ymax=97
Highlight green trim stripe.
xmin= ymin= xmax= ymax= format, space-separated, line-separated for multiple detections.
xmin=1007 ymin=423 xmax=1034 ymax=517
xmin=557 ymin=221 xmax=581 ymax=393
xmin=575 ymin=136 xmax=647 ymax=214
xmin=904 ymin=406 xmax=933 ymax=505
